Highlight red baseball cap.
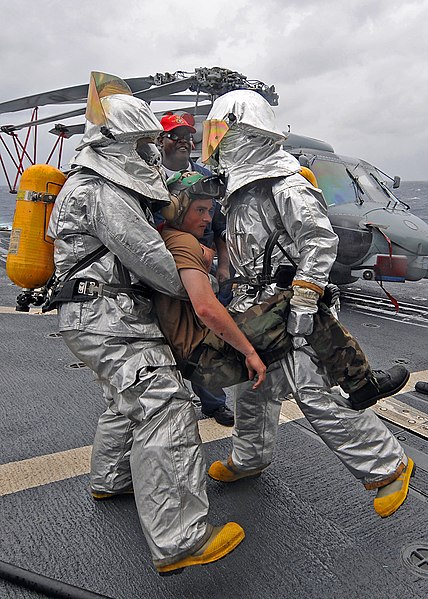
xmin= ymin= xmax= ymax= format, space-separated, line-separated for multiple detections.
xmin=160 ymin=112 xmax=196 ymax=133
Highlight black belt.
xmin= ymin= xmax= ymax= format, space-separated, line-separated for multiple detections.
xmin=219 ymin=265 xmax=297 ymax=296
xmin=62 ymin=278 xmax=151 ymax=301
xmin=42 ymin=278 xmax=151 ymax=312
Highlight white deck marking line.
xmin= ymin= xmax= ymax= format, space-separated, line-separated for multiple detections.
xmin=2 ymin=370 xmax=427 ymax=497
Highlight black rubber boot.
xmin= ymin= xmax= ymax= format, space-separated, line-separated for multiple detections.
xmin=415 ymin=381 xmax=428 ymax=396
xmin=349 ymin=365 xmax=410 ymax=410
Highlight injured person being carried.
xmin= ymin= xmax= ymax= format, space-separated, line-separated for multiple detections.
xmin=153 ymin=171 xmax=409 ymax=410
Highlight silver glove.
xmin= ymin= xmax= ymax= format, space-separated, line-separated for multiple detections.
xmin=287 ymin=286 xmax=320 ymax=336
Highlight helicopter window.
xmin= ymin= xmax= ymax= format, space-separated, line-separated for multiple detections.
xmin=349 ymin=164 xmax=393 ymax=203
xmin=309 ymin=159 xmax=358 ymax=206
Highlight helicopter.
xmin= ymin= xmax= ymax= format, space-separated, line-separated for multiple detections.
xmin=1 ymin=66 xmax=427 ymax=287
xmin=283 ymin=132 xmax=428 ymax=284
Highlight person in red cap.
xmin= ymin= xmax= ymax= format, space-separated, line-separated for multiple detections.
xmin=156 ymin=113 xmax=235 ymax=427
xmin=159 ymin=113 xmax=197 ymax=173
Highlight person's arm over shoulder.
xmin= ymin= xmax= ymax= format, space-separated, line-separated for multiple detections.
xmin=87 ymin=181 xmax=186 ymax=298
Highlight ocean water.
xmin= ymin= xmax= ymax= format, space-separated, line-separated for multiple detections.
xmin=1 ymin=180 xmax=428 ymax=229
xmin=394 ymin=180 xmax=428 ymax=222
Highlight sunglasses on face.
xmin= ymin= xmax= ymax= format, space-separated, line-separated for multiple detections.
xmin=163 ymin=132 xmax=193 ymax=142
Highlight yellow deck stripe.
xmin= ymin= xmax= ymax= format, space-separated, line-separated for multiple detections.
xmin=0 ymin=307 xmax=56 ymax=314
xmin=0 ymin=445 xmax=93 ymax=496
xmin=0 ymin=419 xmax=238 ymax=497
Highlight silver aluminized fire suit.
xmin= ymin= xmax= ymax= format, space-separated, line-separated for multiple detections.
xmin=205 ymin=90 xmax=406 ymax=489
xmin=48 ymin=94 xmax=210 ymax=567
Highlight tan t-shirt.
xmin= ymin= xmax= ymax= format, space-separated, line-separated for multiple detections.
xmin=153 ymin=227 xmax=210 ymax=362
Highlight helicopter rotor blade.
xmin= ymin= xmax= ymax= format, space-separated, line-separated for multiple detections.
xmin=133 ymin=77 xmax=196 ymax=102
xmin=0 ymin=75 xmax=210 ymax=134
xmin=2 ymin=108 xmax=86 ymax=133
xmin=0 ymin=76 xmax=157 ymax=115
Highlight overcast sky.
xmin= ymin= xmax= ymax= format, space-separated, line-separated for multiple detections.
xmin=1 ymin=0 xmax=427 ymax=183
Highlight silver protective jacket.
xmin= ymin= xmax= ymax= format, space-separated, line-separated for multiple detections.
xmin=226 ymin=174 xmax=339 ymax=313
xmin=226 ymin=205 xmax=405 ymax=489
xmin=48 ymin=94 xmax=185 ymax=337
xmin=48 ymin=168 xmax=185 ymax=337
xmin=205 ymin=90 xmax=338 ymax=312
xmin=47 ymin=93 xmax=211 ymax=567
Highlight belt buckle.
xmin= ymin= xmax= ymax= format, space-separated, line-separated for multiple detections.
xmin=77 ymin=280 xmax=99 ymax=296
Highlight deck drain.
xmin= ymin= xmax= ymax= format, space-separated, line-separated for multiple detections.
xmin=68 ymin=362 xmax=87 ymax=369
xmin=362 ymin=322 xmax=380 ymax=328
xmin=402 ymin=543 xmax=428 ymax=578
xmin=394 ymin=358 xmax=409 ymax=364
xmin=47 ymin=332 xmax=62 ymax=338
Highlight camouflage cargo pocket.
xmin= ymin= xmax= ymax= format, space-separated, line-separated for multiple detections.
xmin=234 ymin=290 xmax=293 ymax=358
xmin=190 ymin=343 xmax=247 ymax=390
xmin=191 ymin=291 xmax=294 ymax=389
xmin=309 ymin=302 xmax=372 ymax=393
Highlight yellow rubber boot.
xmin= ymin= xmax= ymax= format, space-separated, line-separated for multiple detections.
xmin=91 ymin=488 xmax=134 ymax=501
xmin=373 ymin=458 xmax=415 ymax=518
xmin=156 ymin=522 xmax=245 ymax=576
xmin=208 ymin=456 xmax=264 ymax=482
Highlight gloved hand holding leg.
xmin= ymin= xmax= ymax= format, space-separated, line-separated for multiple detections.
xmin=287 ymin=286 xmax=321 ymax=336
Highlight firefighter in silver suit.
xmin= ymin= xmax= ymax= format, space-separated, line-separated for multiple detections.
xmin=203 ymin=90 xmax=414 ymax=518
xmin=47 ymin=76 xmax=244 ymax=575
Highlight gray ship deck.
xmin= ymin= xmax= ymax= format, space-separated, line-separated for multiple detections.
xmin=1 ymin=230 xmax=428 ymax=599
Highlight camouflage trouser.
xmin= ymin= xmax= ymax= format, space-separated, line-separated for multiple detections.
xmin=187 ymin=290 xmax=372 ymax=393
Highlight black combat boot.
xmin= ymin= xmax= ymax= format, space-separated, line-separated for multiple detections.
xmin=415 ymin=381 xmax=428 ymax=396
xmin=349 ymin=365 xmax=410 ymax=410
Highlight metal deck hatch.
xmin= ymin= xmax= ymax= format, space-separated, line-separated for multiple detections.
xmin=402 ymin=543 xmax=428 ymax=578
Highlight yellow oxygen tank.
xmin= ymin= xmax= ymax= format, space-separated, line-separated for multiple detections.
xmin=299 ymin=166 xmax=318 ymax=188
xmin=6 ymin=164 xmax=66 ymax=290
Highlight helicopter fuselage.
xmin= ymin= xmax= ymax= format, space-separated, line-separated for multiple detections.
xmin=284 ymin=134 xmax=428 ymax=284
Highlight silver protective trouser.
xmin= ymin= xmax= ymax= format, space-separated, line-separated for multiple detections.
xmin=232 ymin=337 xmax=405 ymax=488
xmin=62 ymin=330 xmax=209 ymax=566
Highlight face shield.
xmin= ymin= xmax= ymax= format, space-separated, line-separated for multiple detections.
xmin=85 ymin=72 xmax=133 ymax=126
xmin=201 ymin=119 xmax=230 ymax=164
xmin=77 ymin=72 xmax=162 ymax=150
xmin=136 ymin=139 xmax=162 ymax=167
